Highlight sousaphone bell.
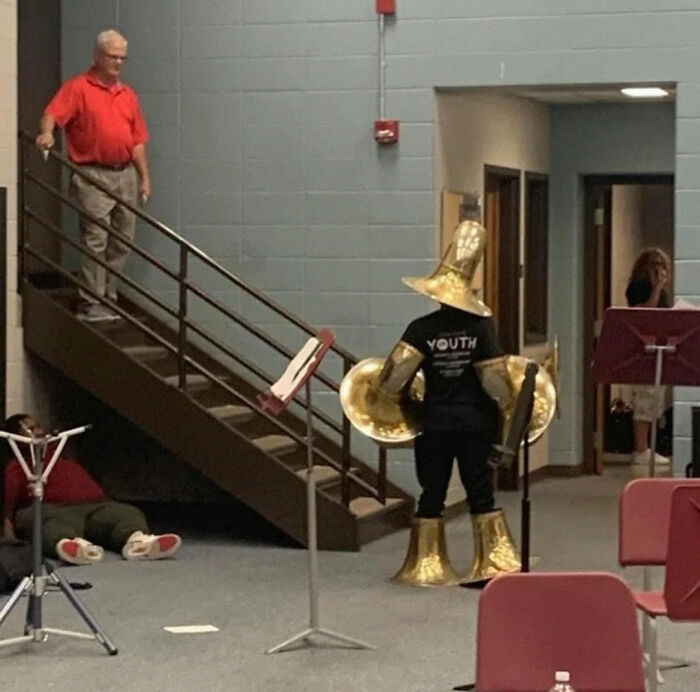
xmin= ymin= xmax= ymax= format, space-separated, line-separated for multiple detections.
xmin=339 ymin=340 xmax=425 ymax=446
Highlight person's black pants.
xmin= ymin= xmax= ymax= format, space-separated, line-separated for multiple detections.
xmin=414 ymin=430 xmax=495 ymax=517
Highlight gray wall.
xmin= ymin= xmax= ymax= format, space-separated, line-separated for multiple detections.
xmin=60 ymin=1 xmax=700 ymax=478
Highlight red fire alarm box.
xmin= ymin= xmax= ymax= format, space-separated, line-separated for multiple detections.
xmin=376 ymin=0 xmax=396 ymax=14
xmin=374 ymin=119 xmax=399 ymax=144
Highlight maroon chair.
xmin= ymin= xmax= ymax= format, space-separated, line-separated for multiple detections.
xmin=475 ymin=572 xmax=645 ymax=692
xmin=619 ymin=478 xmax=700 ymax=691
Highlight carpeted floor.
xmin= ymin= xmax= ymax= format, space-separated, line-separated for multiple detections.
xmin=0 ymin=468 xmax=697 ymax=691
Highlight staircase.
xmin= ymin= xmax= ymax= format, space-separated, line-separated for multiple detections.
xmin=18 ymin=134 xmax=414 ymax=551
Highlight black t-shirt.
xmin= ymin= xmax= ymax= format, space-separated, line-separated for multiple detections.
xmin=625 ymin=279 xmax=670 ymax=308
xmin=400 ymin=306 xmax=503 ymax=432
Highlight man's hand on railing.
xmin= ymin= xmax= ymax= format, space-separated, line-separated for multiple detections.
xmin=35 ymin=132 xmax=54 ymax=160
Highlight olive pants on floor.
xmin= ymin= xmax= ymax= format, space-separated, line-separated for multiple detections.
xmin=14 ymin=501 xmax=148 ymax=558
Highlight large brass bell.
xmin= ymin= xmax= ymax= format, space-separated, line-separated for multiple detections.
xmin=339 ymin=341 xmax=425 ymax=445
xmin=461 ymin=509 xmax=521 ymax=586
xmin=402 ymin=220 xmax=491 ymax=317
xmin=475 ymin=354 xmax=557 ymax=448
xmin=391 ymin=518 xmax=461 ymax=586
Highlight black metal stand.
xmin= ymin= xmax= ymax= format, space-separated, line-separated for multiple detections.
xmin=0 ymin=427 xmax=117 ymax=655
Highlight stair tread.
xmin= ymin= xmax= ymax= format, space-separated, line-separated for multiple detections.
xmin=253 ymin=434 xmax=298 ymax=455
xmin=163 ymin=374 xmax=212 ymax=391
xmin=208 ymin=404 xmax=255 ymax=422
xmin=349 ymin=496 xmax=403 ymax=518
xmin=122 ymin=344 xmax=170 ymax=360
xmin=295 ymin=465 xmax=342 ymax=484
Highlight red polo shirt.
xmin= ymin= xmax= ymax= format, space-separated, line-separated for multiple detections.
xmin=45 ymin=69 xmax=149 ymax=166
xmin=3 ymin=456 xmax=107 ymax=521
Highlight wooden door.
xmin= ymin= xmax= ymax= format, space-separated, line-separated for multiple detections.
xmin=483 ymin=165 xmax=521 ymax=355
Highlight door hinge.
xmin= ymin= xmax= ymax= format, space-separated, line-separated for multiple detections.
xmin=594 ymin=319 xmax=602 ymax=338
xmin=594 ymin=207 xmax=605 ymax=226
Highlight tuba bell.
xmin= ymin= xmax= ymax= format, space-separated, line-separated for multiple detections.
xmin=339 ymin=340 xmax=425 ymax=445
xmin=475 ymin=354 xmax=557 ymax=449
xmin=391 ymin=518 xmax=461 ymax=586
xmin=460 ymin=509 xmax=522 ymax=586
xmin=402 ymin=219 xmax=491 ymax=317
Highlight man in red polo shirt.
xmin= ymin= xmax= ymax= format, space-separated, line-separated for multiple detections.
xmin=2 ymin=414 xmax=181 ymax=565
xmin=36 ymin=29 xmax=151 ymax=322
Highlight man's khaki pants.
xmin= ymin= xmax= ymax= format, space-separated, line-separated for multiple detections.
xmin=70 ymin=165 xmax=138 ymax=306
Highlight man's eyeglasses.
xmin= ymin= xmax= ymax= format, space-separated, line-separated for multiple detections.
xmin=103 ymin=53 xmax=127 ymax=62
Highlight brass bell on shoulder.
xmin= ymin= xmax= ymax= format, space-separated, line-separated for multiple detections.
xmin=391 ymin=518 xmax=461 ymax=586
xmin=461 ymin=509 xmax=521 ymax=586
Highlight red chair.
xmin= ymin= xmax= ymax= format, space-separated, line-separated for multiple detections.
xmin=474 ymin=572 xmax=645 ymax=692
xmin=619 ymin=479 xmax=700 ymax=692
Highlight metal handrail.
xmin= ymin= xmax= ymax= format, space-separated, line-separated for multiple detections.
xmin=18 ymin=131 xmax=390 ymax=506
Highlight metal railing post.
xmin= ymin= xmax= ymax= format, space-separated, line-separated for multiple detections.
xmin=341 ymin=358 xmax=352 ymax=507
xmin=178 ymin=243 xmax=188 ymax=390
xmin=378 ymin=447 xmax=387 ymax=505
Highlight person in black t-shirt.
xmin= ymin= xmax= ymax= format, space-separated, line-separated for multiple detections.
xmin=625 ymin=247 xmax=672 ymax=467
xmin=401 ymin=304 xmax=503 ymax=517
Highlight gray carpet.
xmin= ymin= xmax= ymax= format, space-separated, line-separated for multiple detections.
xmin=0 ymin=469 xmax=698 ymax=691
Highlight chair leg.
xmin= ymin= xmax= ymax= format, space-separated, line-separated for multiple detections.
xmin=648 ymin=616 xmax=658 ymax=692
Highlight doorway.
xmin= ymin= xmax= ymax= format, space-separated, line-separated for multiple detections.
xmin=483 ymin=165 xmax=521 ymax=355
xmin=583 ymin=175 xmax=674 ymax=474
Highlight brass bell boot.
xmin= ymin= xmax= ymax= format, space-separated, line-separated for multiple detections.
xmin=391 ymin=517 xmax=461 ymax=587
xmin=461 ymin=509 xmax=521 ymax=586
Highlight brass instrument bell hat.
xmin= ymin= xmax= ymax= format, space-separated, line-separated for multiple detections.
xmin=339 ymin=341 xmax=426 ymax=445
xmin=402 ymin=220 xmax=491 ymax=317
xmin=475 ymin=354 xmax=557 ymax=446
xmin=391 ymin=518 xmax=461 ymax=586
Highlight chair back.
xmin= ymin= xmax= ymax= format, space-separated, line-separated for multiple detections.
xmin=475 ymin=572 xmax=644 ymax=692
xmin=618 ymin=478 xmax=693 ymax=566
xmin=665 ymin=484 xmax=700 ymax=620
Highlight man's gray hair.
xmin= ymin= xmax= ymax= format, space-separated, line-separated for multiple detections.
xmin=95 ymin=29 xmax=127 ymax=52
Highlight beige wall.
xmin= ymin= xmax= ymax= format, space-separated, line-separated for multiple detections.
xmin=434 ymin=90 xmax=551 ymax=495
xmin=0 ymin=1 xmax=22 ymax=416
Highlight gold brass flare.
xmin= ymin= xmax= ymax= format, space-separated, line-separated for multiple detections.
xmin=391 ymin=518 xmax=461 ymax=586
xmin=339 ymin=340 xmax=425 ymax=445
xmin=475 ymin=354 xmax=557 ymax=447
xmin=402 ymin=220 xmax=491 ymax=316
xmin=461 ymin=509 xmax=521 ymax=585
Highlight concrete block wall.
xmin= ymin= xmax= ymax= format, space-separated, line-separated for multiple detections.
xmin=57 ymin=1 xmax=700 ymax=479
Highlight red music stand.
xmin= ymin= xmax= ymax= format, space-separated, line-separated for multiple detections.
xmin=261 ymin=329 xmax=374 ymax=654
xmin=592 ymin=308 xmax=700 ymax=476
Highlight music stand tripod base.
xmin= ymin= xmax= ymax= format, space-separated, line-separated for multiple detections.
xmin=0 ymin=426 xmax=118 ymax=655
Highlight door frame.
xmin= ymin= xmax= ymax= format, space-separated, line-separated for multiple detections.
xmin=582 ymin=173 xmax=674 ymax=474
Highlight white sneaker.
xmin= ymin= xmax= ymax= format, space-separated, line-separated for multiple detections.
xmin=121 ymin=531 xmax=182 ymax=560
xmin=632 ymin=449 xmax=671 ymax=466
xmin=56 ymin=537 xmax=104 ymax=565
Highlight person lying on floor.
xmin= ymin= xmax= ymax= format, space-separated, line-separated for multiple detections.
xmin=2 ymin=413 xmax=181 ymax=565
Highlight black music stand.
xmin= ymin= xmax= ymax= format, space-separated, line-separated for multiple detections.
xmin=0 ymin=426 xmax=118 ymax=655
xmin=454 ymin=363 xmax=539 ymax=691
xmin=592 ymin=308 xmax=700 ymax=477
xmin=259 ymin=330 xmax=374 ymax=654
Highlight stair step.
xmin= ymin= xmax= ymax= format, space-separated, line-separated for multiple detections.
xmin=295 ymin=465 xmax=342 ymax=485
xmin=122 ymin=344 xmax=170 ymax=362
xmin=163 ymin=373 xmax=211 ymax=392
xmin=349 ymin=496 xmax=403 ymax=518
xmin=208 ymin=404 xmax=255 ymax=424
xmin=253 ymin=434 xmax=298 ymax=456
